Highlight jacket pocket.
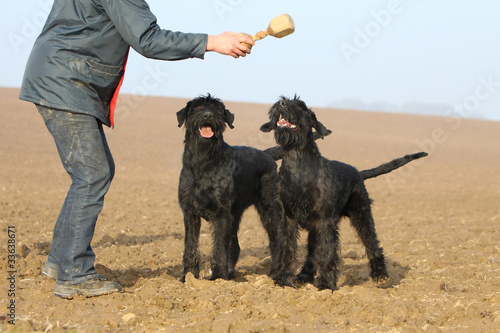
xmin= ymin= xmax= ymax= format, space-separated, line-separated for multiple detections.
xmin=85 ymin=60 xmax=124 ymax=107
xmin=86 ymin=60 xmax=123 ymax=77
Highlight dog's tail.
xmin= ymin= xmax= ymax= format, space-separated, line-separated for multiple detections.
xmin=360 ymin=152 xmax=428 ymax=180
xmin=264 ymin=130 xmax=332 ymax=161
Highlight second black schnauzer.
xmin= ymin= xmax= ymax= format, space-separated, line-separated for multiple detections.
xmin=177 ymin=94 xmax=283 ymax=282
xmin=261 ymin=96 xmax=427 ymax=290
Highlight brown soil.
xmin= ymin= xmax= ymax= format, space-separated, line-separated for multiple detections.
xmin=0 ymin=87 xmax=499 ymax=332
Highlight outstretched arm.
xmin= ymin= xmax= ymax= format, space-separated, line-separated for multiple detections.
xmin=101 ymin=0 xmax=208 ymax=60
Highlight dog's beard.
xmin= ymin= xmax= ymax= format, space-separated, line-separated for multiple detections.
xmin=275 ymin=127 xmax=303 ymax=148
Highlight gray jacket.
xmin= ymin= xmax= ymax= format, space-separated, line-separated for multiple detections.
xmin=19 ymin=0 xmax=208 ymax=127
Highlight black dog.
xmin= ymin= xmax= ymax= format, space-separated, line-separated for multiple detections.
xmin=177 ymin=94 xmax=283 ymax=282
xmin=261 ymin=96 xmax=427 ymax=290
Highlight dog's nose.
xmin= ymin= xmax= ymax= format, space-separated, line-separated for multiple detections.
xmin=203 ymin=111 xmax=214 ymax=120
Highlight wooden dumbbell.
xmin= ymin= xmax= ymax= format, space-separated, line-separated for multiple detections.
xmin=240 ymin=14 xmax=295 ymax=49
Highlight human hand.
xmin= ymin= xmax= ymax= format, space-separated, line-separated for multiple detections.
xmin=206 ymin=32 xmax=254 ymax=58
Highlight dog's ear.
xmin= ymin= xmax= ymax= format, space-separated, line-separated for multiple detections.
xmin=176 ymin=101 xmax=192 ymax=127
xmin=224 ymin=108 xmax=235 ymax=129
xmin=176 ymin=108 xmax=187 ymax=127
xmin=311 ymin=112 xmax=329 ymax=139
xmin=260 ymin=122 xmax=275 ymax=132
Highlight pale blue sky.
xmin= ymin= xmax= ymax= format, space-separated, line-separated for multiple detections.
xmin=2 ymin=0 xmax=500 ymax=121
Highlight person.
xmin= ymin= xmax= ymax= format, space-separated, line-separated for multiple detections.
xmin=19 ymin=0 xmax=254 ymax=299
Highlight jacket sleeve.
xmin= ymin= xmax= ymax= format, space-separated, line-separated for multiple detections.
xmin=100 ymin=0 xmax=207 ymax=60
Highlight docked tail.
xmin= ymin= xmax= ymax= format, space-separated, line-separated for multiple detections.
xmin=265 ymin=130 xmax=332 ymax=161
xmin=361 ymin=152 xmax=428 ymax=180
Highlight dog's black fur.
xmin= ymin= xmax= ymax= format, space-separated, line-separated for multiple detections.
xmin=261 ymin=96 xmax=427 ymax=290
xmin=177 ymin=94 xmax=283 ymax=282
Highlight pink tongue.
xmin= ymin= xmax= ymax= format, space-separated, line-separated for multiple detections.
xmin=200 ymin=126 xmax=214 ymax=138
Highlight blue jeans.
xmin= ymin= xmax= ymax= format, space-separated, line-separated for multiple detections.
xmin=37 ymin=105 xmax=115 ymax=285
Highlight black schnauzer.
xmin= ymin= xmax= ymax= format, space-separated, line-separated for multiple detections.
xmin=261 ymin=96 xmax=427 ymax=290
xmin=177 ymin=94 xmax=284 ymax=282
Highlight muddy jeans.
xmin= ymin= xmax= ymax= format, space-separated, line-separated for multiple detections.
xmin=37 ymin=105 xmax=115 ymax=285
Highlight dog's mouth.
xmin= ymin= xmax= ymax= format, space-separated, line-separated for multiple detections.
xmin=199 ymin=125 xmax=214 ymax=138
xmin=277 ymin=115 xmax=297 ymax=129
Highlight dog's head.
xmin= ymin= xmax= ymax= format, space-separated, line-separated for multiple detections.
xmin=260 ymin=96 xmax=328 ymax=148
xmin=177 ymin=94 xmax=234 ymax=146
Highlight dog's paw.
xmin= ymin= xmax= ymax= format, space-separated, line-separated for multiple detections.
xmin=208 ymin=271 xmax=232 ymax=281
xmin=315 ymin=283 xmax=337 ymax=292
xmin=296 ymin=272 xmax=315 ymax=285
xmin=373 ymin=275 xmax=391 ymax=287
xmin=180 ymin=271 xmax=199 ymax=283
xmin=273 ymin=272 xmax=299 ymax=288
xmin=208 ymin=274 xmax=220 ymax=281
xmin=268 ymin=265 xmax=282 ymax=281
xmin=314 ymin=278 xmax=337 ymax=291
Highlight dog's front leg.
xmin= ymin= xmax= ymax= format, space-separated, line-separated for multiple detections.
xmin=273 ymin=216 xmax=299 ymax=288
xmin=255 ymin=171 xmax=282 ymax=278
xmin=227 ymin=214 xmax=242 ymax=280
xmin=180 ymin=213 xmax=202 ymax=282
xmin=210 ymin=213 xmax=232 ymax=280
xmin=315 ymin=219 xmax=341 ymax=291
